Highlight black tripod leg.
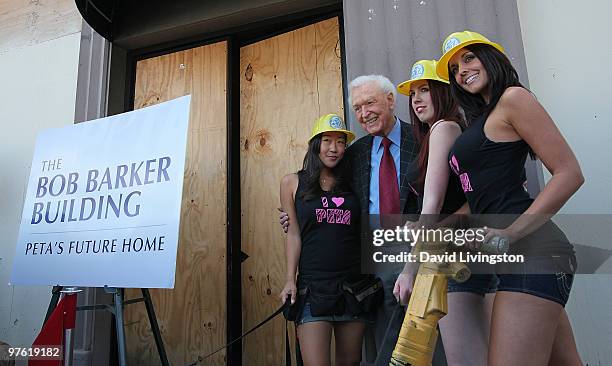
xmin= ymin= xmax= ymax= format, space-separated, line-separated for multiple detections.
xmin=44 ymin=285 xmax=63 ymax=325
xmin=141 ymin=288 xmax=169 ymax=366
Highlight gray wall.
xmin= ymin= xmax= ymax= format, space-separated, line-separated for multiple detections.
xmin=342 ymin=0 xmax=543 ymax=194
xmin=71 ymin=22 xmax=113 ymax=366
xmin=343 ymin=0 xmax=528 ymax=128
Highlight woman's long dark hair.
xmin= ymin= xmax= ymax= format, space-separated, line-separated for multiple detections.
xmin=448 ymin=44 xmax=523 ymax=123
xmin=448 ymin=43 xmax=534 ymax=158
xmin=297 ymin=134 xmax=351 ymax=200
xmin=409 ymin=80 xmax=465 ymax=192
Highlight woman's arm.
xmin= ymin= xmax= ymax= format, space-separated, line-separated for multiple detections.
xmin=394 ymin=121 xmax=462 ymax=304
xmin=491 ymin=87 xmax=584 ymax=241
xmin=420 ymin=121 xmax=463 ymax=216
xmin=279 ymin=173 xmax=301 ymax=304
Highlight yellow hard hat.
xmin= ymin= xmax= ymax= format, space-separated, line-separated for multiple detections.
xmin=436 ymin=30 xmax=505 ymax=80
xmin=309 ymin=114 xmax=355 ymax=144
xmin=397 ymin=60 xmax=449 ymax=96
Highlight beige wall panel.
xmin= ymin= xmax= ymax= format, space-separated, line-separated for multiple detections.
xmin=517 ymin=1 xmax=612 ymax=364
xmin=0 ymin=0 xmax=81 ymax=52
xmin=127 ymin=41 xmax=228 ymax=365
xmin=0 ymin=32 xmax=81 ymax=349
xmin=240 ymin=17 xmax=343 ymax=365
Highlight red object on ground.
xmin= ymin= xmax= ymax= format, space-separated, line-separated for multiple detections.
xmin=28 ymin=294 xmax=77 ymax=366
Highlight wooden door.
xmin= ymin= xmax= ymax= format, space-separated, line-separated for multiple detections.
xmin=240 ymin=17 xmax=344 ymax=364
xmin=125 ymin=41 xmax=228 ymax=365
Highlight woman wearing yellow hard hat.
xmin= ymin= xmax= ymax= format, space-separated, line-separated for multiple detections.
xmin=279 ymin=114 xmax=372 ymax=365
xmin=398 ymin=60 xmax=502 ymax=366
xmin=396 ymin=59 xmax=465 ymax=216
xmin=438 ymin=30 xmax=584 ymax=365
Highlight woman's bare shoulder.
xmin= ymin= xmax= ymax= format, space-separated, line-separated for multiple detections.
xmin=281 ymin=173 xmax=299 ymax=187
xmin=430 ymin=120 xmax=462 ymax=137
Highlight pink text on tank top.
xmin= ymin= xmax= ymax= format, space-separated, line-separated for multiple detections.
xmin=315 ymin=196 xmax=351 ymax=225
xmin=315 ymin=209 xmax=351 ymax=225
xmin=449 ymin=155 xmax=473 ymax=193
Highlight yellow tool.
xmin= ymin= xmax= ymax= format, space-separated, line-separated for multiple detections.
xmin=389 ymin=238 xmax=470 ymax=366
xmin=389 ymin=233 xmax=508 ymax=365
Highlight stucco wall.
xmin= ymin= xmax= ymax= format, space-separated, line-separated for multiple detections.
xmin=0 ymin=0 xmax=81 ymax=350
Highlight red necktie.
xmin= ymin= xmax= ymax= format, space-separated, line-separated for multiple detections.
xmin=379 ymin=137 xmax=400 ymax=215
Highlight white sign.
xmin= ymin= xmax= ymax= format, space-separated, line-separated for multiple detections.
xmin=10 ymin=95 xmax=191 ymax=288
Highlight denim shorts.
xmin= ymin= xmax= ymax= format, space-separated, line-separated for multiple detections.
xmin=448 ymin=255 xmax=576 ymax=306
xmin=297 ymin=302 xmax=369 ymax=325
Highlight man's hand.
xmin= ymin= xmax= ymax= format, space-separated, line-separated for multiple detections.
xmin=403 ymin=220 xmax=421 ymax=244
xmin=403 ymin=219 xmax=418 ymax=229
xmin=278 ymin=207 xmax=290 ymax=233
xmin=393 ymin=273 xmax=416 ymax=305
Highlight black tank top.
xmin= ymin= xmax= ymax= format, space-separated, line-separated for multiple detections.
xmin=448 ymin=112 xmax=532 ymax=214
xmin=448 ymin=108 xmax=573 ymax=256
xmin=295 ymin=174 xmax=361 ymax=276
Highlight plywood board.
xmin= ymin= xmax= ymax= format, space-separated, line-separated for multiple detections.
xmin=240 ymin=17 xmax=343 ymax=365
xmin=127 ymin=41 xmax=228 ymax=365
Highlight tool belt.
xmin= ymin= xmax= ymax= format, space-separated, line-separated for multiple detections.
xmin=343 ymin=275 xmax=383 ymax=315
xmin=284 ymin=274 xmax=383 ymax=321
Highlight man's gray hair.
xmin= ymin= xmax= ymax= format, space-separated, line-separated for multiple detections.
xmin=348 ymin=75 xmax=397 ymax=106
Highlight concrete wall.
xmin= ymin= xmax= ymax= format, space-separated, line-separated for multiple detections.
xmin=517 ymin=0 xmax=612 ymax=364
xmin=0 ymin=0 xmax=81 ymax=352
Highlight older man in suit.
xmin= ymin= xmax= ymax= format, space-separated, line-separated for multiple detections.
xmin=346 ymin=75 xmax=419 ymax=222
xmin=345 ymin=75 xmax=420 ymax=365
